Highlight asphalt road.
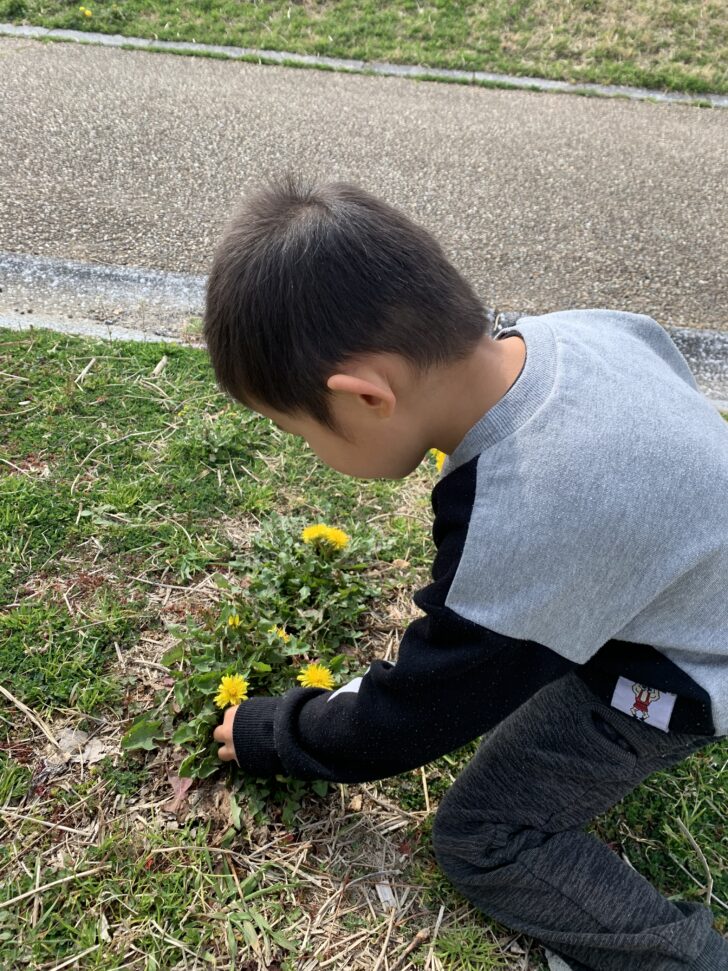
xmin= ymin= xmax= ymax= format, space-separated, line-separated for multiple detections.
xmin=0 ymin=33 xmax=726 ymax=335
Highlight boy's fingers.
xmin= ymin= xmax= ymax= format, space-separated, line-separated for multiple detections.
xmin=213 ymin=706 xmax=240 ymax=761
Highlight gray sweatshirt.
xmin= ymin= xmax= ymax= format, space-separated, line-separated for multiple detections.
xmin=233 ymin=310 xmax=728 ymax=782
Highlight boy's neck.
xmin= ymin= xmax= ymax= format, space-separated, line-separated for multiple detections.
xmin=427 ymin=331 xmax=526 ymax=456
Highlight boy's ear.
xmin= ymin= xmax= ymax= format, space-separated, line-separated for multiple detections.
xmin=326 ymin=372 xmax=396 ymax=418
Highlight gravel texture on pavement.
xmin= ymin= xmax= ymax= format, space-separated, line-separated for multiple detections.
xmin=1 ymin=34 xmax=726 ymax=335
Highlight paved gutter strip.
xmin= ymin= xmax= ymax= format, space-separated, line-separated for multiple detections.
xmin=0 ymin=251 xmax=206 ymax=338
xmin=1 ymin=22 xmax=726 ymax=109
xmin=1 ymin=252 xmax=726 ymax=413
xmin=0 ymin=251 xmax=206 ymax=305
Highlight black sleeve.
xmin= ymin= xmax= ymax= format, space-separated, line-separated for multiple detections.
xmin=232 ymin=455 xmax=577 ymax=782
xmin=232 ymin=603 xmax=575 ymax=783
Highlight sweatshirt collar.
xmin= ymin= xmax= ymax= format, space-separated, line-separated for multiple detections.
xmin=442 ymin=318 xmax=558 ymax=475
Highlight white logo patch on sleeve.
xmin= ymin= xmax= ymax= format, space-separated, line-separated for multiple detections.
xmin=610 ymin=676 xmax=677 ymax=732
xmin=326 ymin=676 xmax=364 ymax=703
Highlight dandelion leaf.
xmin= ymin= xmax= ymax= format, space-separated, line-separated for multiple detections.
xmin=121 ymin=717 xmax=164 ymax=752
xmin=161 ymin=643 xmax=184 ymax=666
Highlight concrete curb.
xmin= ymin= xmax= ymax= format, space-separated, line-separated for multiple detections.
xmin=2 ymin=250 xmax=727 ymax=413
xmin=0 ymin=311 xmax=198 ymax=346
xmin=0 ymin=251 xmax=205 ymax=340
xmin=1 ymin=21 xmax=726 ymax=109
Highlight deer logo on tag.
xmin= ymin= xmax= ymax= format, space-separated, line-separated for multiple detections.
xmin=610 ymin=676 xmax=676 ymax=732
xmin=630 ymin=683 xmax=661 ymax=721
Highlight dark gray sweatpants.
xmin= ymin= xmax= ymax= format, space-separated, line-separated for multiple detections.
xmin=432 ymin=672 xmax=728 ymax=970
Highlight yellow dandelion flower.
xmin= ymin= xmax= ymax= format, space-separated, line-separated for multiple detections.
xmin=268 ymin=625 xmax=291 ymax=643
xmin=323 ymin=526 xmax=350 ymax=549
xmin=214 ymin=674 xmax=249 ymax=708
xmin=297 ymin=663 xmax=335 ymax=691
xmin=301 ymin=524 xmax=328 ymax=543
xmin=430 ymin=449 xmax=447 ymax=472
xmin=301 ymin=523 xmax=350 ymax=550
xmin=84 ymin=8 xmax=92 ymax=15
xmin=227 ymin=614 xmax=241 ymax=628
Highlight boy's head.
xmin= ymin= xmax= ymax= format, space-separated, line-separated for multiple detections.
xmin=203 ymin=173 xmax=490 ymax=477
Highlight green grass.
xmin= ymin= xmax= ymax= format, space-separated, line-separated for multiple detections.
xmin=2 ymin=0 xmax=727 ymax=95
xmin=0 ymin=327 xmax=433 ymax=720
xmin=0 ymin=813 xmax=305 ymax=969
xmin=1 ymin=325 xmax=727 ymax=969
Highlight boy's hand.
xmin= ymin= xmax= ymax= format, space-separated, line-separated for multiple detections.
xmin=213 ymin=705 xmax=240 ymax=764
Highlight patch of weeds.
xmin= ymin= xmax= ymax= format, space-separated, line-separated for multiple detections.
xmin=0 ymin=596 xmax=139 ymax=713
xmin=2 ymin=0 xmax=27 ymax=19
xmin=167 ymin=402 xmax=275 ymax=470
xmin=234 ymin=773 xmax=331 ymax=829
xmin=98 ymin=753 xmax=151 ymax=797
xmin=410 ymin=845 xmax=464 ymax=913
xmin=1 ymin=817 xmax=286 ymax=968
xmin=242 ymin=516 xmax=387 ymax=647
xmin=0 ymin=475 xmax=81 ymax=597
xmin=0 ymin=752 xmax=33 ymax=803
xmin=431 ymin=922 xmax=510 ymax=970
xmin=340 ymin=911 xmax=371 ymax=933
xmin=122 ymin=516 xmax=391 ymax=823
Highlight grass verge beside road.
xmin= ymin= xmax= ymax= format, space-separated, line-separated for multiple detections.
xmin=1 ymin=326 xmax=726 ymax=969
xmin=2 ymin=0 xmax=728 ymax=95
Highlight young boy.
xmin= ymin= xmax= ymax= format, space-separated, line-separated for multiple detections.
xmin=207 ymin=174 xmax=728 ymax=971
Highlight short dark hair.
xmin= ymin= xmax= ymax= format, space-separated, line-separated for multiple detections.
xmin=203 ymin=172 xmax=488 ymax=428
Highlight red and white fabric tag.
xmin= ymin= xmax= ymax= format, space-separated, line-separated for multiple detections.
xmin=610 ymin=676 xmax=677 ymax=732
